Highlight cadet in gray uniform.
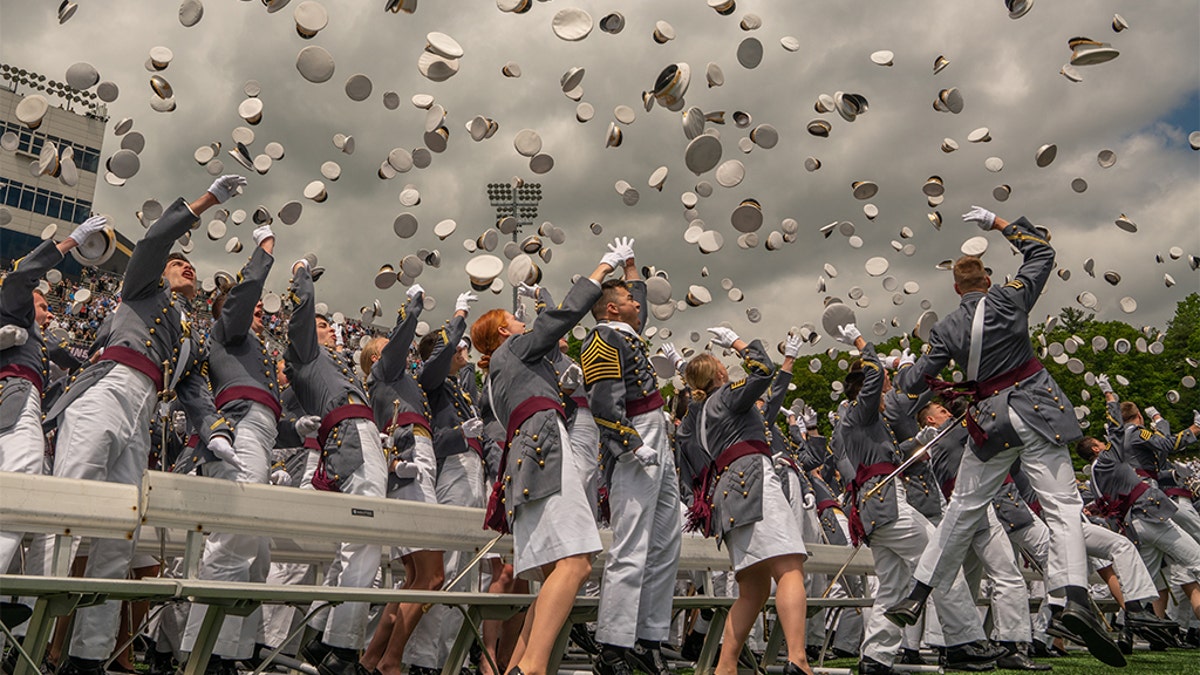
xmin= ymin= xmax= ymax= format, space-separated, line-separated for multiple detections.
xmin=886 ymin=206 xmax=1123 ymax=668
xmin=0 ymin=216 xmax=105 ymax=571
xmin=833 ymin=331 xmax=1002 ymax=675
xmin=469 ymin=239 xmax=627 ymax=675
xmin=285 ymin=257 xmax=387 ymax=675
xmin=675 ymin=329 xmax=812 ymax=675
xmin=580 ymin=247 xmax=682 ymax=675
xmin=180 ymin=224 xmax=281 ymax=667
xmin=49 ymin=177 xmax=243 ymax=675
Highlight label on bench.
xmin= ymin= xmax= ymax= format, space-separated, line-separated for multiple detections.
xmin=351 ymin=508 xmax=375 ymax=518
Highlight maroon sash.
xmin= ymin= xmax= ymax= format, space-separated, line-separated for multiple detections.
xmin=215 ymin=385 xmax=282 ymax=420
xmin=926 ymin=357 xmax=1045 ymax=448
xmin=627 ymin=390 xmax=665 ymax=417
xmin=684 ymin=440 xmax=771 ymax=537
xmin=846 ymin=462 xmax=898 ymax=546
xmin=100 ymin=345 xmax=164 ymax=391
xmin=0 ymin=364 xmax=43 ymax=394
xmin=484 ymin=396 xmax=566 ymax=534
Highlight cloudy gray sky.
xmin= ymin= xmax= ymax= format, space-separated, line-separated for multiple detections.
xmin=3 ymin=0 xmax=1198 ymax=361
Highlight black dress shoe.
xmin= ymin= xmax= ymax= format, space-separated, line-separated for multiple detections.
xmin=945 ymin=640 xmax=1007 ymax=666
xmin=147 ymin=649 xmax=176 ymax=675
xmin=679 ymin=631 xmax=705 ymax=662
xmin=883 ymin=598 xmax=925 ymax=627
xmin=593 ymin=646 xmax=633 ymax=675
xmin=995 ymin=643 xmax=1052 ymax=671
xmin=1046 ymin=616 xmax=1085 ymax=647
xmin=570 ymin=624 xmax=601 ymax=657
xmin=316 ymin=648 xmax=366 ymax=675
xmin=301 ymin=639 xmax=332 ymax=667
xmin=505 ymin=669 xmax=524 ymax=675
xmin=857 ymin=656 xmax=897 ymax=675
xmin=58 ymin=658 xmax=106 ymax=675
xmin=1126 ymin=609 xmax=1178 ymax=631
xmin=781 ymin=660 xmax=813 ymax=675
xmin=897 ymin=648 xmax=925 ymax=665
xmin=625 ymin=642 xmax=673 ymax=675
xmin=1059 ymin=600 xmax=1126 ymax=668
xmin=0 ymin=602 xmax=33 ymax=630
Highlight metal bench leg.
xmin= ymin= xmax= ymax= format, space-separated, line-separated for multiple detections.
xmin=694 ymin=608 xmax=728 ymax=675
xmin=1 ymin=618 xmax=41 ymax=675
xmin=441 ymin=606 xmax=484 ymax=675
xmin=183 ymin=604 xmax=226 ymax=675
xmin=14 ymin=594 xmax=81 ymax=675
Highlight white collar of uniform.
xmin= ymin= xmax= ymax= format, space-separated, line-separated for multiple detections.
xmin=600 ymin=320 xmax=639 ymax=338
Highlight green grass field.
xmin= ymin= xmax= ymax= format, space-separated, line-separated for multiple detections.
xmin=805 ymin=648 xmax=1200 ymax=674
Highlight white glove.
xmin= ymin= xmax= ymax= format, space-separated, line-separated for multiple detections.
xmin=455 ymin=291 xmax=478 ymax=313
xmin=802 ymin=405 xmax=818 ymax=429
xmin=828 ymin=411 xmax=839 ymax=427
xmin=915 ymin=425 xmax=939 ymax=445
xmin=461 ymin=417 xmax=484 ymax=439
xmin=0 ymin=325 xmax=29 ymax=349
xmin=393 ymin=460 xmax=419 ymax=479
xmin=773 ymin=453 xmax=792 ymax=470
xmin=207 ymin=175 xmax=247 ymax=203
xmin=836 ymin=323 xmax=862 ymax=345
xmin=67 ymin=215 xmax=108 ymax=247
xmin=707 ymin=326 xmax=739 ymax=349
xmin=1144 ymin=406 xmax=1160 ymax=421
xmin=252 ymin=225 xmax=274 ymax=246
xmin=270 ymin=469 xmax=292 ymax=486
xmin=898 ymin=348 xmax=915 ymax=368
xmin=559 ymin=362 xmax=583 ymax=392
xmin=517 ymin=283 xmax=540 ymax=299
xmin=802 ymin=491 xmax=817 ymax=510
xmin=295 ymin=414 xmax=321 ymax=438
xmin=171 ymin=410 xmax=188 ymax=435
xmin=1193 ymin=410 xmax=1200 ymax=428
xmin=793 ymin=416 xmax=807 ymax=437
xmin=620 ymin=445 xmax=659 ymax=467
xmin=962 ymin=205 xmax=996 ymax=231
xmin=513 ymin=300 xmax=529 ymax=323
xmin=208 ymin=436 xmax=245 ymax=473
xmin=333 ymin=322 xmax=344 ymax=347
xmin=783 ymin=333 xmax=803 ymax=358
xmin=661 ymin=342 xmax=685 ymax=374
xmin=600 ymin=236 xmax=635 ymax=269
xmin=406 ymin=283 xmax=424 ymax=300
xmin=1096 ymin=373 xmax=1113 ymax=394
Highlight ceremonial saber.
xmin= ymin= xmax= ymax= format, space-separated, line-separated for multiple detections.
xmin=421 ymin=532 xmax=505 ymax=612
xmin=862 ymin=412 xmax=967 ymax=500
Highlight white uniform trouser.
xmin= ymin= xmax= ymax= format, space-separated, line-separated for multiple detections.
xmin=862 ymin=485 xmax=985 ymax=667
xmin=182 ymin=402 xmax=278 ymax=659
xmin=1131 ymin=517 xmax=1200 ymax=582
xmin=260 ymin=562 xmax=317 ymax=654
xmin=916 ymin=407 xmax=1087 ymax=594
xmin=1014 ymin=515 xmax=1157 ymax=603
xmin=960 ymin=508 xmax=1031 ymax=643
xmin=306 ymin=419 xmax=388 ymax=650
xmin=52 ymin=364 xmax=157 ymax=660
xmin=0 ymin=383 xmax=45 ymax=571
xmin=569 ymin=408 xmax=600 ymax=520
xmin=404 ymin=450 xmax=486 ymax=668
xmin=1172 ymin=497 xmax=1200 ymax=544
xmin=596 ymin=412 xmax=683 ymax=647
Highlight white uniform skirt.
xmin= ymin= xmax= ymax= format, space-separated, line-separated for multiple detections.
xmin=724 ymin=456 xmax=807 ymax=572
xmin=512 ymin=419 xmax=603 ymax=581
xmin=389 ymin=432 xmax=440 ymax=559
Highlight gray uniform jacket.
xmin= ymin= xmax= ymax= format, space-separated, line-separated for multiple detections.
xmin=208 ymin=245 xmax=280 ymax=423
xmin=419 ymin=314 xmax=476 ymax=462
xmin=883 ymin=389 xmax=941 ymax=519
xmin=1089 ymin=443 xmax=1177 ymax=534
xmin=1104 ymin=396 xmax=1197 ymax=484
xmin=1 ymin=239 xmax=60 ymax=433
xmin=45 ymin=198 xmax=231 ymax=448
xmin=929 ymin=419 xmax=1035 ymax=533
xmin=487 ymin=277 xmax=601 ymax=523
xmin=285 ymin=264 xmax=375 ymax=484
xmin=895 ymin=217 xmax=1081 ymax=460
xmin=367 ymin=295 xmax=430 ymax=442
xmin=839 ymin=344 xmax=904 ymax=542
xmin=581 ymin=280 xmax=659 ymax=464
xmin=675 ymin=339 xmax=776 ymax=542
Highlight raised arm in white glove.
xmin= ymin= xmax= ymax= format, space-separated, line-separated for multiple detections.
xmin=393 ymin=461 xmax=419 ymax=479
xmin=559 ymin=362 xmax=583 ymax=392
xmin=802 ymin=405 xmax=819 ymax=429
xmin=68 ymin=215 xmax=108 ymax=247
xmin=208 ymin=436 xmax=246 ymax=473
xmin=455 ymin=291 xmax=478 ymax=314
xmin=1096 ymin=374 xmax=1113 ymax=394
xmin=208 ymin=175 xmax=248 ymax=203
xmin=915 ymin=425 xmax=939 ymax=446
xmin=802 ymin=491 xmax=816 ymax=510
xmin=270 ymin=469 xmax=292 ymax=486
xmin=828 ymin=410 xmax=839 ymax=427
xmin=295 ymin=415 xmax=321 ymax=438
xmin=792 ymin=415 xmax=807 ymax=437
xmin=661 ymin=342 xmax=686 ymax=374
xmin=962 ymin=205 xmax=996 ymax=231
xmin=252 ymin=225 xmax=274 ymax=246
xmin=1193 ymin=410 xmax=1200 ymax=429
xmin=783 ymin=333 xmax=803 ymax=358
xmin=461 ymin=417 xmax=484 ymax=439
xmin=517 ymin=283 xmax=540 ymax=299
xmin=836 ymin=323 xmax=862 ymax=346
xmin=406 ymin=283 xmax=424 ymax=300
xmin=1144 ymin=406 xmax=1160 ymax=422
xmin=707 ymin=326 xmax=740 ymax=349
xmin=620 ymin=445 xmax=659 ymax=467
xmin=600 ymin=236 xmax=635 ymax=269
xmin=0 ymin=325 xmax=29 ymax=350
xmin=898 ymin=348 xmax=915 ymax=368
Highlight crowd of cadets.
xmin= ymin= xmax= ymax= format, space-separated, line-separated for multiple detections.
xmin=2 ymin=177 xmax=1200 ymax=675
